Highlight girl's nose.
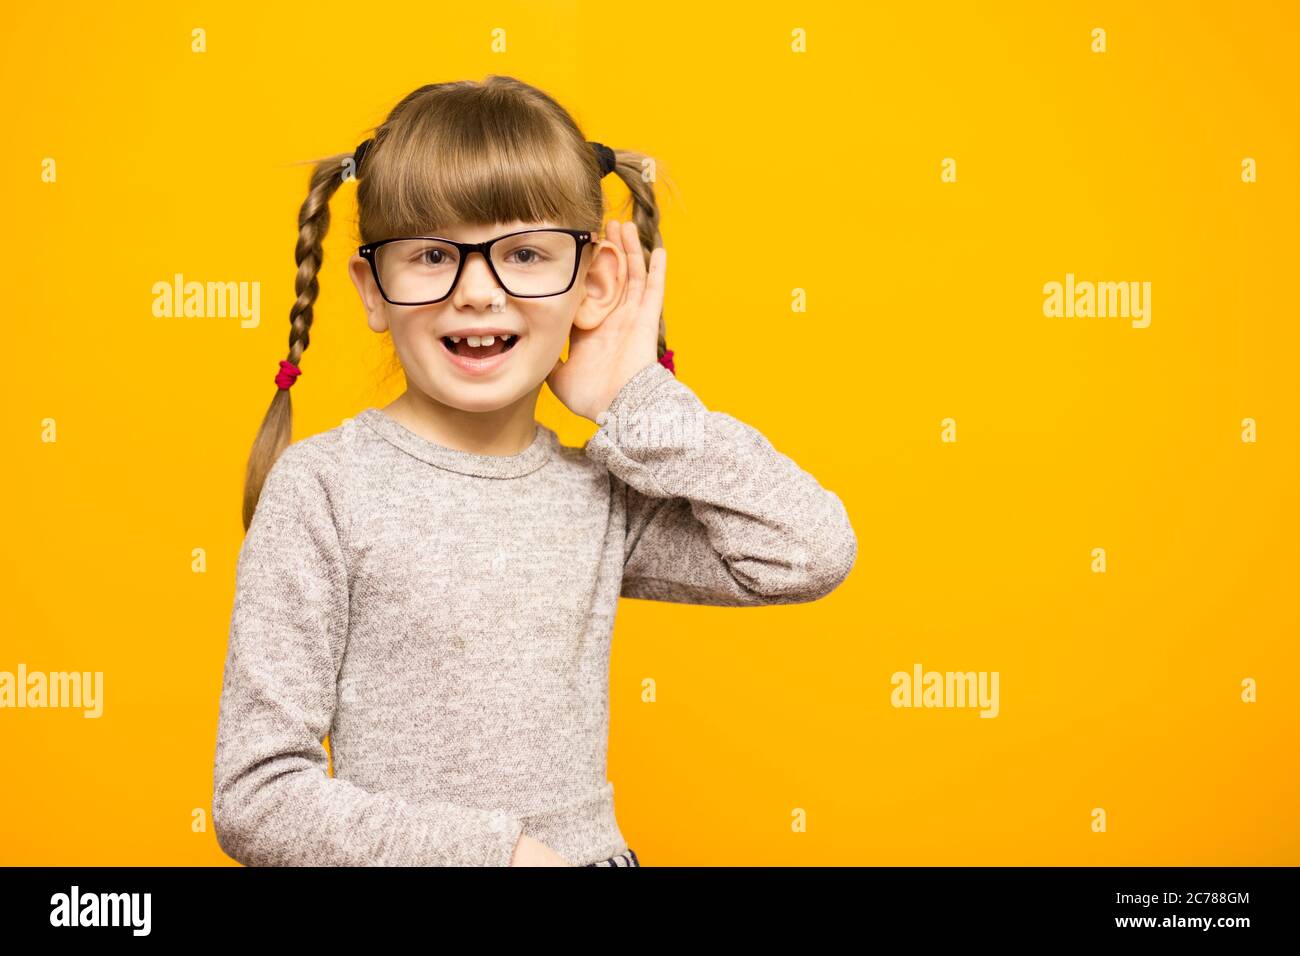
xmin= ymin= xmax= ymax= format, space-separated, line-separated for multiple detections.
xmin=453 ymin=252 xmax=505 ymax=305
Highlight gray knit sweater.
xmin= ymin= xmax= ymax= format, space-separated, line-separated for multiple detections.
xmin=212 ymin=360 xmax=857 ymax=866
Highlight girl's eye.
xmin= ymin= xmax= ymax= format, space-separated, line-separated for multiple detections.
xmin=419 ymin=249 xmax=448 ymax=266
xmin=506 ymin=247 xmax=547 ymax=266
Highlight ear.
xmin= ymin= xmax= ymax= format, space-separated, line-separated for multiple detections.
xmin=349 ymin=254 xmax=390 ymax=333
xmin=572 ymin=234 xmax=625 ymax=332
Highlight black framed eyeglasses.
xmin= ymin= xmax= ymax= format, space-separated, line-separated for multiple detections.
xmin=357 ymin=227 xmax=594 ymax=305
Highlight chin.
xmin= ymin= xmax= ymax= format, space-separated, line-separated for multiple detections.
xmin=432 ymin=374 xmax=532 ymax=414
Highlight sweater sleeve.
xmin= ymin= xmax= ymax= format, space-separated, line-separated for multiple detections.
xmin=583 ymin=360 xmax=858 ymax=606
xmin=211 ymin=442 xmax=525 ymax=866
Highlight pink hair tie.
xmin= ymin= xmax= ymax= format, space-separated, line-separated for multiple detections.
xmin=275 ymin=360 xmax=303 ymax=390
xmin=658 ymin=349 xmax=675 ymax=375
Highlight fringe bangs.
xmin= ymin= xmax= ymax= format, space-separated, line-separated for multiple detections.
xmin=360 ymin=97 xmax=601 ymax=240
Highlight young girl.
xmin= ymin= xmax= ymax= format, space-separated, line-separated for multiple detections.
xmin=212 ymin=75 xmax=858 ymax=867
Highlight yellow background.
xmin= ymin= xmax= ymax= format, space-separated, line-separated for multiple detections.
xmin=1 ymin=1 xmax=1296 ymax=865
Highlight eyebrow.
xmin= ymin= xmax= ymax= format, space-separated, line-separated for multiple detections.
xmin=417 ymin=225 xmax=558 ymax=240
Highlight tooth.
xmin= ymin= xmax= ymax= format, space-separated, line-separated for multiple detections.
xmin=481 ymin=335 xmax=495 ymax=346
xmin=450 ymin=336 xmax=461 ymax=343
xmin=467 ymin=335 xmax=481 ymax=346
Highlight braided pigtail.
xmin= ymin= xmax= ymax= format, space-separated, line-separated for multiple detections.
xmin=600 ymin=146 xmax=673 ymax=371
xmin=240 ymin=148 xmax=358 ymax=531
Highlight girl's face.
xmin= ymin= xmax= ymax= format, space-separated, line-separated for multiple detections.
xmin=348 ymin=219 xmax=614 ymax=414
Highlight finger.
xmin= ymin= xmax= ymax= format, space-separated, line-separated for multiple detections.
xmin=622 ymin=220 xmax=647 ymax=306
xmin=643 ymin=245 xmax=667 ymax=314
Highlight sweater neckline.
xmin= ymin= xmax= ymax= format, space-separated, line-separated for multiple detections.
xmin=355 ymin=407 xmax=555 ymax=479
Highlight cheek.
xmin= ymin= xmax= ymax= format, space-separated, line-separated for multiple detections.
xmin=505 ymin=306 xmax=563 ymax=357
xmin=387 ymin=308 xmax=438 ymax=345
xmin=527 ymin=301 xmax=578 ymax=345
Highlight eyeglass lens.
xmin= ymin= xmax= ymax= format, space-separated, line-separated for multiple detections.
xmin=374 ymin=231 xmax=578 ymax=302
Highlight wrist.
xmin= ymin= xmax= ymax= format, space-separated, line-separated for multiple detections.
xmin=592 ymin=359 xmax=673 ymax=427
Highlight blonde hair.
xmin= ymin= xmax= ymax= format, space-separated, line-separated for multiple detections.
xmin=242 ymin=75 xmax=671 ymax=531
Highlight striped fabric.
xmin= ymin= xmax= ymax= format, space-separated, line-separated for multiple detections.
xmin=586 ymin=847 xmax=640 ymax=867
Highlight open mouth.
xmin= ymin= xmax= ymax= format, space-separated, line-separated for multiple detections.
xmin=440 ymin=333 xmax=520 ymax=359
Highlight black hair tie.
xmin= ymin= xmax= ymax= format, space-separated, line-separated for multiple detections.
xmin=353 ymin=138 xmax=374 ymax=173
xmin=590 ymin=141 xmax=617 ymax=177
